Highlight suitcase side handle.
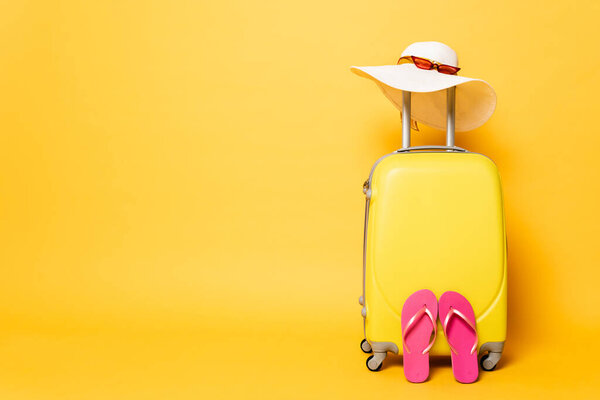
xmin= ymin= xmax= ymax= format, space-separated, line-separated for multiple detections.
xmin=401 ymin=87 xmax=456 ymax=149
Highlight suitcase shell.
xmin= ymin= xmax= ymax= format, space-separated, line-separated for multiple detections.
xmin=361 ymin=150 xmax=507 ymax=361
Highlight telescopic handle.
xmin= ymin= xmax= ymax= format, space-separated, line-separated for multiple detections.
xmin=446 ymin=86 xmax=456 ymax=147
xmin=396 ymin=145 xmax=466 ymax=153
xmin=401 ymin=87 xmax=456 ymax=149
xmin=402 ymin=91 xmax=411 ymax=148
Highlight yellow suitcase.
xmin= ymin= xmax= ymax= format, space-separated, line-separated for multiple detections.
xmin=359 ymin=91 xmax=507 ymax=373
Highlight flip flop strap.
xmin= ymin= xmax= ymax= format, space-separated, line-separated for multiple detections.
xmin=442 ymin=307 xmax=478 ymax=355
xmin=402 ymin=305 xmax=437 ymax=355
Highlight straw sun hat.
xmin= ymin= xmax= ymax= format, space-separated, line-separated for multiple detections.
xmin=351 ymin=41 xmax=496 ymax=131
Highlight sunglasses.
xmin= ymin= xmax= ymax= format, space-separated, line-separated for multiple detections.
xmin=397 ymin=55 xmax=461 ymax=75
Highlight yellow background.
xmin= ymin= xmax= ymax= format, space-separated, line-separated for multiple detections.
xmin=0 ymin=1 xmax=598 ymax=398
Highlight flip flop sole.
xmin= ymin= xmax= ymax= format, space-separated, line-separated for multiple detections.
xmin=439 ymin=291 xmax=479 ymax=383
xmin=401 ymin=289 xmax=438 ymax=383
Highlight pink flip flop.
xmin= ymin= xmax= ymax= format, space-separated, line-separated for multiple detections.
xmin=401 ymin=289 xmax=438 ymax=383
xmin=439 ymin=291 xmax=479 ymax=383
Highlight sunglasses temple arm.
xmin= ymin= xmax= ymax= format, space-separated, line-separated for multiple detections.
xmin=402 ymin=91 xmax=411 ymax=148
xmin=446 ymin=86 xmax=455 ymax=147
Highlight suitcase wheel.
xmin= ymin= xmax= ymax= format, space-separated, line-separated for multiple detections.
xmin=366 ymin=353 xmax=386 ymax=372
xmin=479 ymin=353 xmax=499 ymax=371
xmin=360 ymin=339 xmax=372 ymax=354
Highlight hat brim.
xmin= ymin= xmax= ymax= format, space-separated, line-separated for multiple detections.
xmin=351 ymin=64 xmax=496 ymax=132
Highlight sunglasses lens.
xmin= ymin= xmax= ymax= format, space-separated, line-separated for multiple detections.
xmin=438 ymin=65 xmax=460 ymax=75
xmin=412 ymin=56 xmax=433 ymax=70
